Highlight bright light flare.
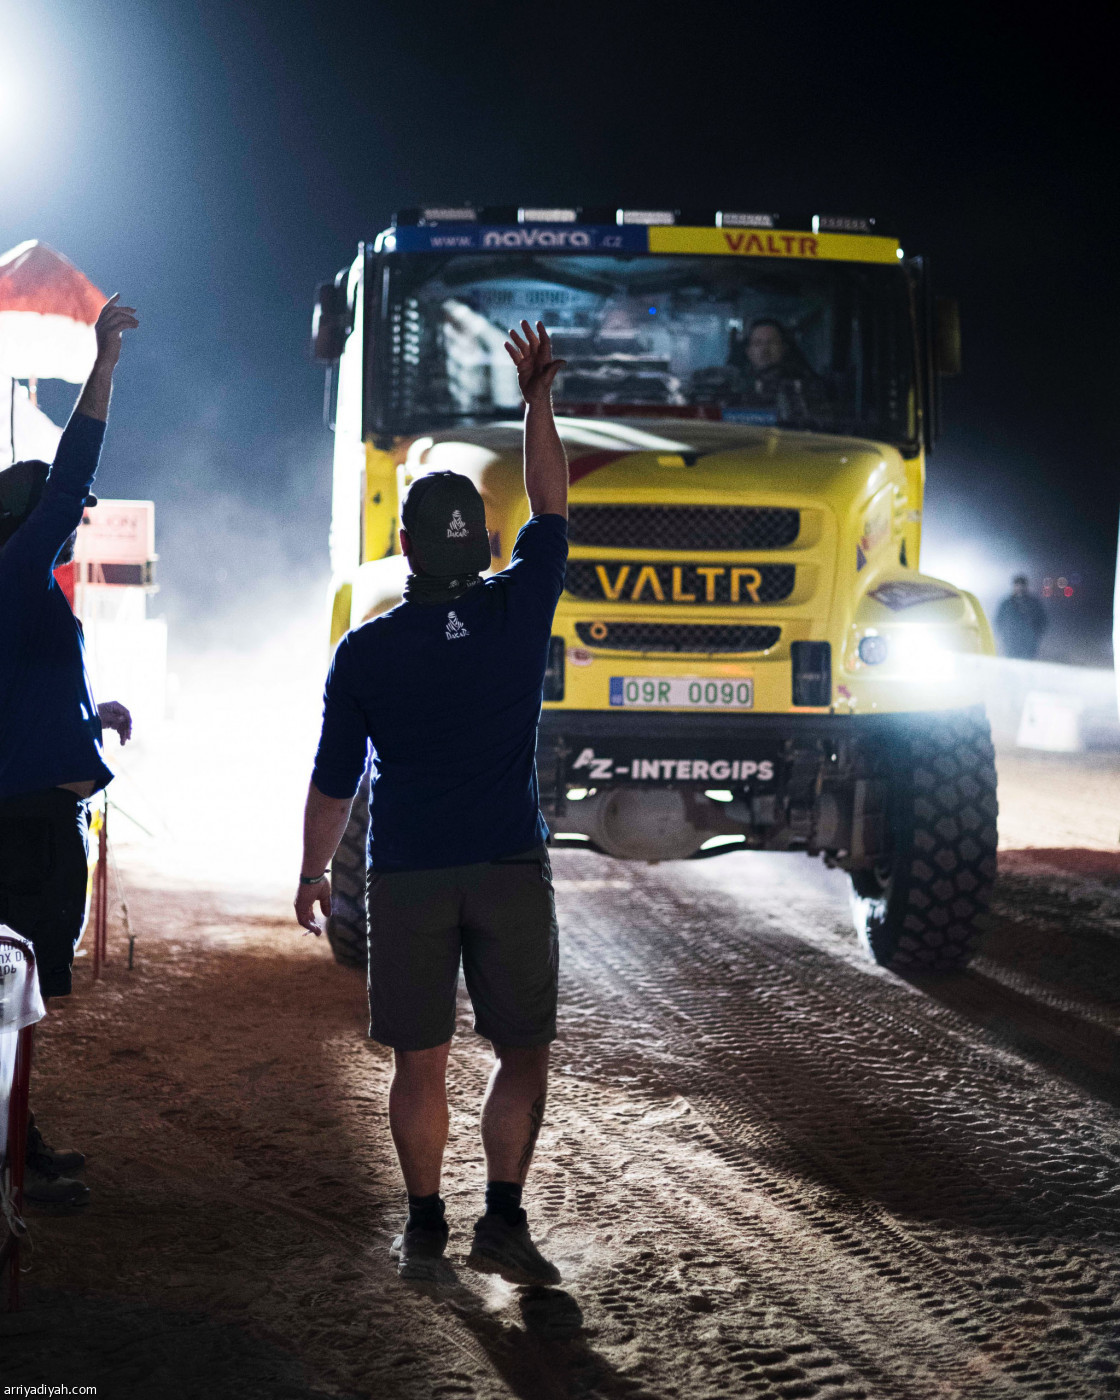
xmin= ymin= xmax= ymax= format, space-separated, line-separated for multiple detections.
xmin=0 ymin=61 xmax=28 ymax=143
xmin=0 ymin=21 xmax=68 ymax=185
xmin=891 ymin=624 xmax=958 ymax=683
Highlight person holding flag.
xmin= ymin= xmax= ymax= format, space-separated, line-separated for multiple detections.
xmin=0 ymin=293 xmax=139 ymax=1208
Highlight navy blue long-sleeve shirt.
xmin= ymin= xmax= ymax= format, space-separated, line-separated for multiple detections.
xmin=0 ymin=413 xmax=113 ymax=800
xmin=312 ymin=514 xmax=568 ymax=871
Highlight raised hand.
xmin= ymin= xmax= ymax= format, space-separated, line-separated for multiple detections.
xmin=505 ymin=320 xmax=566 ymax=405
xmin=93 ymin=294 xmax=140 ymax=369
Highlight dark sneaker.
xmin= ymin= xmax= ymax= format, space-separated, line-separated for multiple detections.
xmin=467 ymin=1211 xmax=560 ymax=1285
xmin=27 ymin=1116 xmax=86 ymax=1175
xmin=389 ymin=1222 xmax=449 ymax=1281
xmin=22 ymin=1162 xmax=90 ymax=1210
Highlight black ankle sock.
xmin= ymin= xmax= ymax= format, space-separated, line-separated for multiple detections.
xmin=407 ymin=1192 xmax=446 ymax=1232
xmin=485 ymin=1180 xmax=523 ymax=1225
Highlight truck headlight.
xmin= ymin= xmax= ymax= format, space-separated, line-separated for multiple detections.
xmin=858 ymin=633 xmax=889 ymax=665
xmin=892 ymin=625 xmax=957 ymax=681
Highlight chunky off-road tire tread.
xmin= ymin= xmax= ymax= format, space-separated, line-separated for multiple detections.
xmin=325 ymin=774 xmax=369 ymax=969
xmin=860 ymin=707 xmax=998 ymax=973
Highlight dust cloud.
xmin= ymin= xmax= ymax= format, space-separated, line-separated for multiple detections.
xmin=923 ymin=465 xmax=1114 ymax=668
xmin=105 ymin=579 xmax=331 ymax=906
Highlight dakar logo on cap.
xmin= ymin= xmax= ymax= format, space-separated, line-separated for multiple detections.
xmin=445 ymin=610 xmax=469 ymax=641
xmin=447 ymin=510 xmax=469 ymax=539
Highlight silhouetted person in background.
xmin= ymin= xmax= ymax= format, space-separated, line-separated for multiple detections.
xmin=996 ymin=575 xmax=1048 ymax=660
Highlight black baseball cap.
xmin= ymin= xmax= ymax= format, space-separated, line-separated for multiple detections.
xmin=401 ymin=470 xmax=491 ymax=576
xmin=0 ymin=459 xmax=98 ymax=548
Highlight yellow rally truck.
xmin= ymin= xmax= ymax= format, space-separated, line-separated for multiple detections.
xmin=311 ymin=206 xmax=997 ymax=973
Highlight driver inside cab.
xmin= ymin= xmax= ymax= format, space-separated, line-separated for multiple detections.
xmin=722 ymin=317 xmax=827 ymax=427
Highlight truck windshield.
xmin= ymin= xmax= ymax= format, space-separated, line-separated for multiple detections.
xmin=377 ymin=252 xmax=917 ymax=445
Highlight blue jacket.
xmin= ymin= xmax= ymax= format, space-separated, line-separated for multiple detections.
xmin=0 ymin=413 xmax=112 ymax=799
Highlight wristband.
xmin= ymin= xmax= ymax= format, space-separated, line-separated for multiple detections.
xmin=299 ymin=871 xmax=328 ymax=886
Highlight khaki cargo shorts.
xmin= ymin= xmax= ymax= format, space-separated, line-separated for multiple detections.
xmin=365 ymin=845 xmax=559 ymax=1051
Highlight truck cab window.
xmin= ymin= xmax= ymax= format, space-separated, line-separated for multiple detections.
xmin=379 ymin=254 xmax=916 ymax=448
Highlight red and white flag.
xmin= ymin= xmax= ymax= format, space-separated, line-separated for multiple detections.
xmin=0 ymin=240 xmax=105 ymax=383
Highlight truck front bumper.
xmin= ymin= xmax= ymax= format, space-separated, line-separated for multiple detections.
xmin=538 ymin=707 xmax=904 ymax=794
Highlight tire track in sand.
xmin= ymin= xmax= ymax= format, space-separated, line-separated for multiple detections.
xmin=548 ymin=854 xmax=1120 ymax=1397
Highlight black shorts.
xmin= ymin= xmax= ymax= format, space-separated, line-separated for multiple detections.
xmin=0 ymin=788 xmax=90 ymax=999
xmin=366 ymin=846 xmax=559 ymax=1052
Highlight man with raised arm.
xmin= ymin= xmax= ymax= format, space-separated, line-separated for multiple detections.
xmin=295 ymin=320 xmax=569 ymax=1283
xmin=0 ymin=294 xmax=140 ymax=1208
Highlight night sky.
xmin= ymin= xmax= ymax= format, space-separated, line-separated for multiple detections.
xmin=2 ymin=1 xmax=1115 ymax=657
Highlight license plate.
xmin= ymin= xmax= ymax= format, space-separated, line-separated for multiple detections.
xmin=610 ymin=676 xmax=754 ymax=709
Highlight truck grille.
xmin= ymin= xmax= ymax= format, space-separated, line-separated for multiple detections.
xmin=574 ymin=622 xmax=781 ymax=654
xmin=565 ymin=560 xmax=795 ymax=604
xmin=567 ymin=505 xmax=800 ymax=552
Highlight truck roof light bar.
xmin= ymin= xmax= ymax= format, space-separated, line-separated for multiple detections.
xmin=617 ymin=209 xmax=676 ymax=225
xmin=812 ymin=214 xmax=876 ymax=234
xmin=718 ymin=212 xmax=777 ymax=229
xmin=420 ymin=207 xmax=478 ymax=223
xmin=518 ymin=208 xmax=578 ymax=222
xmin=389 ymin=207 xmax=888 ymax=234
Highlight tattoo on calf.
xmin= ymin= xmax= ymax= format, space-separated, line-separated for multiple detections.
xmin=518 ymin=1093 xmax=547 ymax=1178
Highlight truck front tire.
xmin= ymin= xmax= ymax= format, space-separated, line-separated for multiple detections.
xmin=849 ymin=708 xmax=998 ymax=972
xmin=325 ymin=774 xmax=369 ymax=969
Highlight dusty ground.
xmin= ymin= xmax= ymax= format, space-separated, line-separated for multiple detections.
xmin=4 ymin=636 xmax=1120 ymax=1398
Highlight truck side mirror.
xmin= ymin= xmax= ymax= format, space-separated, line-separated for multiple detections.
xmin=934 ymin=297 xmax=961 ymax=376
xmin=311 ymin=278 xmax=351 ymax=363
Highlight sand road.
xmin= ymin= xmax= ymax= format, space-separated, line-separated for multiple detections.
xmin=4 ymin=630 xmax=1120 ymax=1398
